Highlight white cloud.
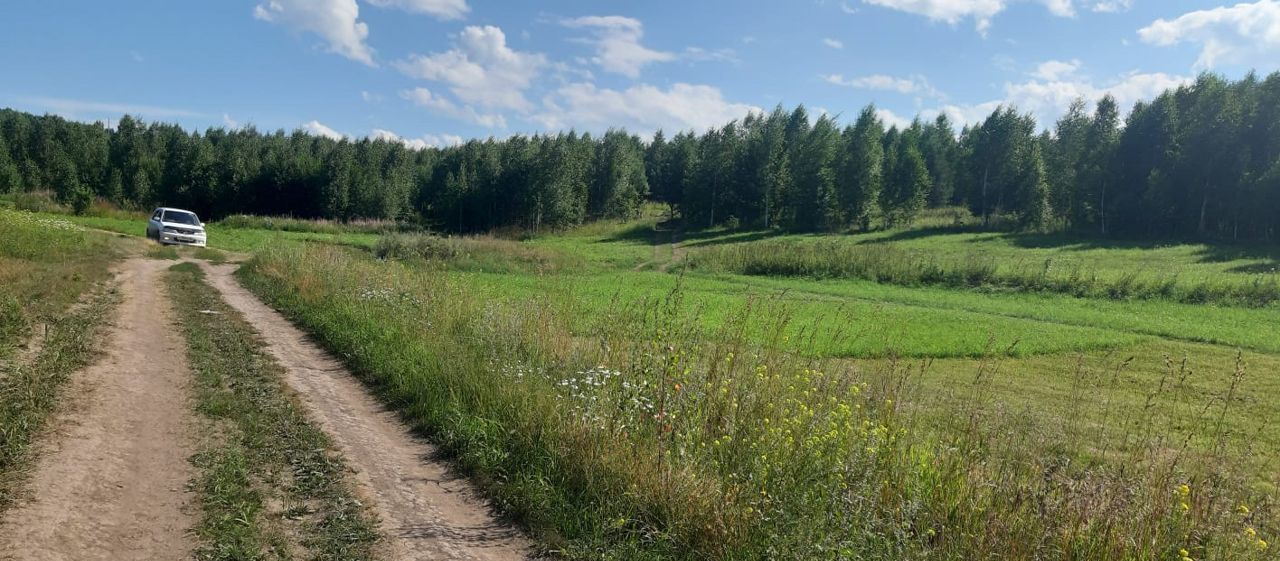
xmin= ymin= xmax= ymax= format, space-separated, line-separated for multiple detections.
xmin=222 ymin=113 xmax=241 ymax=129
xmin=1091 ymin=0 xmax=1131 ymax=13
xmin=360 ymin=91 xmax=383 ymax=103
xmin=301 ymin=120 xmax=346 ymax=140
xmin=371 ymin=128 xmax=463 ymax=149
xmin=861 ymin=0 xmax=1007 ymax=33
xmin=841 ymin=1 xmax=860 ymax=14
xmin=394 ymin=25 xmax=546 ymax=111
xmin=922 ymin=70 xmax=1191 ymax=129
xmin=254 ymin=0 xmax=374 ymax=66
xmin=1042 ymin=0 xmax=1075 ymax=17
xmin=364 ymin=0 xmax=468 ymax=20
xmin=860 ymin=0 xmax=1078 ymax=33
xmin=682 ymin=46 xmax=740 ymax=64
xmin=422 ymin=133 xmax=466 ymax=147
xmin=1138 ymin=0 xmax=1280 ymax=69
xmin=399 ymin=87 xmax=507 ymax=128
xmin=876 ymin=107 xmax=913 ymax=129
xmin=299 ymin=124 xmax=464 ymax=148
xmin=561 ymin=16 xmax=674 ymax=78
xmin=16 ymin=96 xmax=204 ymax=119
xmin=823 ymin=38 xmax=845 ymax=49
xmin=1030 ymin=58 xmax=1081 ymax=80
xmin=533 ymin=82 xmax=759 ymax=136
xmin=823 ymin=73 xmax=945 ymax=98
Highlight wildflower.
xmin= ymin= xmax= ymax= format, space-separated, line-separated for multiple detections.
xmin=1176 ymin=484 xmax=1190 ymax=497
xmin=1257 ymin=539 xmax=1268 ymax=551
xmin=1245 ymin=527 xmax=1257 ymax=538
xmin=1238 ymin=504 xmax=1250 ymax=515
xmin=673 ymin=383 xmax=682 ymax=392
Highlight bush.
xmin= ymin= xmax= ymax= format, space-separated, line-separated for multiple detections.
xmin=12 ymin=191 xmax=68 ymax=214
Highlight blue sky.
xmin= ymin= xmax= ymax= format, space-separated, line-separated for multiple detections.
xmin=1 ymin=1 xmax=1276 ymax=147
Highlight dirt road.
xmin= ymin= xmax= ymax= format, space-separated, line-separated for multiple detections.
xmin=0 ymin=258 xmax=195 ymax=561
xmin=199 ymin=262 xmax=534 ymax=561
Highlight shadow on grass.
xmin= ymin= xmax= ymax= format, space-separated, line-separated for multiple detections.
xmin=680 ymin=229 xmax=790 ymax=248
xmin=854 ymin=225 xmax=987 ymax=245
xmin=1191 ymin=244 xmax=1280 ymax=265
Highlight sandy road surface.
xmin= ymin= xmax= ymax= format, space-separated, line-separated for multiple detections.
xmin=199 ymin=262 xmax=534 ymax=561
xmin=0 ymin=258 xmax=195 ymax=561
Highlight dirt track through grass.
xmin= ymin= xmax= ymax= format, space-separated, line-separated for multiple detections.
xmin=0 ymin=258 xmax=195 ymax=561
xmin=198 ymin=261 xmax=533 ymax=561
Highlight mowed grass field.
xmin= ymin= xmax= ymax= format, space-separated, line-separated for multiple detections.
xmin=26 ymin=204 xmax=1280 ymax=559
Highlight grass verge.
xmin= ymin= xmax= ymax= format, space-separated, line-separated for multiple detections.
xmin=0 ymin=285 xmax=119 ymax=511
xmin=166 ymin=262 xmax=379 ymax=561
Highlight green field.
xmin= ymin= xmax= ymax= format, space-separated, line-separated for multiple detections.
xmin=22 ymin=207 xmax=1279 ymax=560
xmin=237 ymin=217 xmax=1279 ymax=560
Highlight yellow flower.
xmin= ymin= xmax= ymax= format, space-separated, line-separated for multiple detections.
xmin=1238 ymin=504 xmax=1251 ymax=515
xmin=1180 ymin=502 xmax=1190 ymax=513
xmin=1256 ymin=539 xmax=1268 ymax=551
xmin=1176 ymin=484 xmax=1190 ymax=496
xmin=1245 ymin=527 xmax=1257 ymax=538
xmin=1179 ymin=549 xmax=1189 ymax=557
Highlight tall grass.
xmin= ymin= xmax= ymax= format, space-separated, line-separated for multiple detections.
xmin=217 ymin=214 xmax=415 ymax=235
xmin=240 ymin=243 xmax=1276 ymax=560
xmin=374 ymin=232 xmax=582 ymax=274
xmin=686 ymin=239 xmax=1280 ymax=307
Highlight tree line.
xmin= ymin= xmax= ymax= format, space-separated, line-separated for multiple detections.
xmin=1 ymin=71 xmax=1278 ymax=241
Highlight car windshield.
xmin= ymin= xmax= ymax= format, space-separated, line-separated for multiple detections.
xmin=163 ymin=211 xmax=200 ymax=225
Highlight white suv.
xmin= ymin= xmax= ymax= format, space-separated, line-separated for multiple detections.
xmin=146 ymin=207 xmax=207 ymax=247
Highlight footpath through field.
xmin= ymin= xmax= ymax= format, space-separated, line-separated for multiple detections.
xmin=0 ymin=258 xmax=196 ymax=561
xmin=198 ymin=261 xmax=533 ymax=561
